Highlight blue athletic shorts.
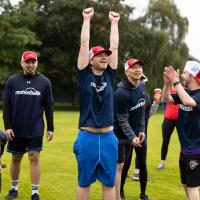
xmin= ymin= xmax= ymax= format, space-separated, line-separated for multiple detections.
xmin=73 ymin=129 xmax=118 ymax=187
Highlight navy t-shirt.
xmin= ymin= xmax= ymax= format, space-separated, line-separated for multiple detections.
xmin=172 ymin=88 xmax=200 ymax=154
xmin=77 ymin=65 xmax=116 ymax=128
xmin=3 ymin=72 xmax=53 ymax=138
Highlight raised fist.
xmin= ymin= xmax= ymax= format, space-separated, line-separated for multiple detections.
xmin=109 ymin=11 xmax=120 ymax=23
xmin=82 ymin=7 xmax=94 ymax=19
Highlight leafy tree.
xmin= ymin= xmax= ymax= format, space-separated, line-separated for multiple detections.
xmin=136 ymin=0 xmax=189 ymax=90
xmin=27 ymin=0 xmax=135 ymax=105
xmin=0 ymin=0 xmax=41 ymax=89
xmin=0 ymin=0 xmax=189 ymax=103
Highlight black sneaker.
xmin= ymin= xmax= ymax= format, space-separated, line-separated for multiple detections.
xmin=5 ymin=189 xmax=18 ymax=200
xmin=120 ymin=190 xmax=126 ymax=200
xmin=139 ymin=193 xmax=149 ymax=200
xmin=31 ymin=193 xmax=40 ymax=200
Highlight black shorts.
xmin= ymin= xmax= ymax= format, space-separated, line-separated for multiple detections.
xmin=179 ymin=153 xmax=200 ymax=187
xmin=118 ymin=142 xmax=132 ymax=163
xmin=7 ymin=136 xmax=43 ymax=155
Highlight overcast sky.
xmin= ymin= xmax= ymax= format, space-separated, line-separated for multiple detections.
xmin=124 ymin=0 xmax=200 ymax=60
xmin=10 ymin=0 xmax=200 ymax=60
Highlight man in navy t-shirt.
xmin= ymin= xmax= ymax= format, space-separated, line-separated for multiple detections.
xmin=73 ymin=7 xmax=120 ymax=200
xmin=162 ymin=61 xmax=200 ymax=200
xmin=114 ymin=58 xmax=149 ymax=200
xmin=3 ymin=51 xmax=54 ymax=200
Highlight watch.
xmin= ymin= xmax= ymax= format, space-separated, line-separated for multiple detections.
xmin=173 ymin=80 xmax=180 ymax=86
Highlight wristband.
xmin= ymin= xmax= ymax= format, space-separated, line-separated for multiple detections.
xmin=173 ymin=81 xmax=180 ymax=86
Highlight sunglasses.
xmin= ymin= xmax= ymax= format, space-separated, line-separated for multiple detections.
xmin=24 ymin=60 xmax=37 ymax=64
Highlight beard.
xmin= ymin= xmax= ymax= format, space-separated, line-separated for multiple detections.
xmin=26 ymin=71 xmax=35 ymax=75
xmin=24 ymin=69 xmax=36 ymax=76
xmin=95 ymin=63 xmax=107 ymax=71
xmin=182 ymin=76 xmax=192 ymax=88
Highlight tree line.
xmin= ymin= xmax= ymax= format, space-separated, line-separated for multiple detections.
xmin=0 ymin=0 xmax=189 ymax=106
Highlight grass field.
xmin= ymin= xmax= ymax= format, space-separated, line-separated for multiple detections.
xmin=0 ymin=111 xmax=187 ymax=200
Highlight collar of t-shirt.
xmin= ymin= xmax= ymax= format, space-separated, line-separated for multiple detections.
xmin=20 ymin=71 xmax=39 ymax=79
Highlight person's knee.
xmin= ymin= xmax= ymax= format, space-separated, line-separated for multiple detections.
xmin=28 ymin=152 xmax=40 ymax=164
xmin=138 ymin=161 xmax=147 ymax=170
xmin=187 ymin=187 xmax=200 ymax=200
xmin=102 ymin=185 xmax=115 ymax=200
xmin=12 ymin=155 xmax=23 ymax=164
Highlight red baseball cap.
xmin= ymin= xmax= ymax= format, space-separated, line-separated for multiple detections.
xmin=21 ymin=51 xmax=37 ymax=61
xmin=124 ymin=58 xmax=144 ymax=71
xmin=89 ymin=46 xmax=112 ymax=59
xmin=196 ymin=71 xmax=200 ymax=84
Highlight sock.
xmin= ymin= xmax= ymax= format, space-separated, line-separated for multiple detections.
xmin=32 ymin=184 xmax=39 ymax=195
xmin=11 ymin=180 xmax=19 ymax=191
xmin=161 ymin=160 xmax=165 ymax=165
xmin=134 ymin=168 xmax=140 ymax=174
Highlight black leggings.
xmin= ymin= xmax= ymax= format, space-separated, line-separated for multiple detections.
xmin=121 ymin=142 xmax=147 ymax=194
xmin=161 ymin=118 xmax=178 ymax=160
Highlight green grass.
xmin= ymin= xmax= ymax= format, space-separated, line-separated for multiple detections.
xmin=0 ymin=111 xmax=187 ymax=200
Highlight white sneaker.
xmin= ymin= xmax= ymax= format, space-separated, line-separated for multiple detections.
xmin=131 ymin=172 xmax=140 ymax=181
xmin=157 ymin=163 xmax=165 ymax=170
